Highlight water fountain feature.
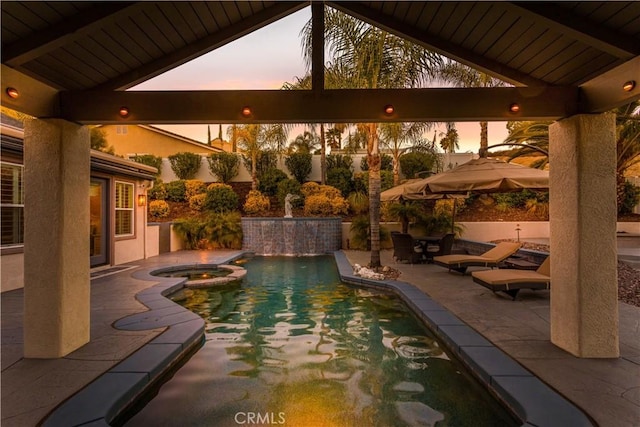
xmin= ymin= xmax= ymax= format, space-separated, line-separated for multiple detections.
xmin=242 ymin=217 xmax=341 ymax=256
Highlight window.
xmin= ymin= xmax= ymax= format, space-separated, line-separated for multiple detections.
xmin=116 ymin=125 xmax=128 ymax=135
xmin=1 ymin=162 xmax=24 ymax=247
xmin=115 ymin=181 xmax=134 ymax=236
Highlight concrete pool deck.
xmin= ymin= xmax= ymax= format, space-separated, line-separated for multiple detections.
xmin=1 ymin=249 xmax=639 ymax=426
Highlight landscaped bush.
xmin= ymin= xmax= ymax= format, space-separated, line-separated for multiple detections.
xmin=206 ymin=212 xmax=243 ymax=249
xmin=242 ymin=150 xmax=277 ymax=178
xmin=277 ymin=179 xmax=303 ymax=208
xmin=243 ymin=190 xmax=270 ymax=215
xmin=326 ymin=167 xmax=354 ymax=196
xmin=303 ymin=184 xmax=349 ymax=216
xmin=131 ymin=154 xmax=163 ymax=176
xmin=148 ymin=180 xmax=167 ymax=200
xmin=204 ymin=183 xmax=239 ymax=213
xmin=619 ymin=181 xmax=640 ymax=214
xmin=347 ymin=191 xmax=368 ymax=214
xmin=148 ymin=200 xmax=170 ymax=219
xmin=357 ymin=170 xmax=394 ymax=193
xmin=168 ymin=152 xmax=202 ymax=180
xmin=326 ymin=154 xmax=353 ymax=170
xmin=258 ymin=168 xmax=288 ymax=196
xmin=349 ymin=215 xmax=391 ymax=250
xmin=207 ymin=152 xmax=239 ymax=183
xmin=285 ymin=152 xmax=312 ymax=183
xmin=399 ymin=152 xmax=437 ymax=179
xmin=188 ymin=193 xmax=207 ymax=211
xmin=185 ymin=179 xmax=207 ymax=199
xmin=165 ymin=180 xmax=187 ymax=202
xmin=172 ymin=218 xmax=207 ymax=250
xmin=360 ymin=153 xmax=393 ymax=171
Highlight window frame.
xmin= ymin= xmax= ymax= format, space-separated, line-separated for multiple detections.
xmin=114 ymin=180 xmax=135 ymax=238
xmin=1 ymin=161 xmax=25 ymax=250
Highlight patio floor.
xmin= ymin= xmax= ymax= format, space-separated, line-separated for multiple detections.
xmin=1 ymin=249 xmax=639 ymax=426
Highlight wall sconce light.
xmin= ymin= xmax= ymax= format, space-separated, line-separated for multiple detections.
xmin=383 ymin=104 xmax=395 ymax=116
xmin=6 ymin=87 xmax=19 ymax=99
xmin=241 ymin=106 xmax=252 ymax=117
xmin=119 ymin=106 xmax=130 ymax=117
xmin=137 ymin=194 xmax=147 ymax=207
xmin=623 ymin=80 xmax=636 ymax=92
xmin=509 ymin=103 xmax=520 ymax=113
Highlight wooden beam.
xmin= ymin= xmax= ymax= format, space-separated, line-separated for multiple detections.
xmin=1 ymin=65 xmax=60 ymax=117
xmin=2 ymin=2 xmax=140 ymax=66
xmin=505 ymin=2 xmax=640 ymax=59
xmin=327 ymin=1 xmax=548 ymax=87
xmin=311 ymin=2 xmax=325 ymax=93
xmin=59 ymin=87 xmax=579 ymax=124
xmin=580 ymin=57 xmax=640 ymax=112
xmin=96 ymin=1 xmax=308 ymax=91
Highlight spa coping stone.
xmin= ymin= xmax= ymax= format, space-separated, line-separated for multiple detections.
xmin=331 ymin=250 xmax=594 ymax=427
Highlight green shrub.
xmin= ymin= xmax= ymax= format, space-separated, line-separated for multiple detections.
xmin=148 ymin=180 xmax=167 ymax=200
xmin=360 ymin=153 xmax=393 ymax=171
xmin=277 ymin=179 xmax=303 ymax=208
xmin=619 ymin=181 xmax=640 ymax=214
xmin=258 ymin=168 xmax=288 ymax=196
xmin=399 ymin=152 xmax=437 ymax=179
xmin=285 ymin=153 xmax=312 ymax=183
xmin=244 ymin=190 xmax=270 ymax=215
xmin=203 ymin=183 xmax=239 ymax=213
xmin=207 ymin=152 xmax=239 ymax=183
xmin=302 ymin=184 xmax=349 ymax=216
xmin=326 ymin=167 xmax=354 ymax=196
xmin=165 ymin=180 xmax=187 ymax=202
xmin=188 ymin=193 xmax=207 ymax=211
xmin=172 ymin=218 xmax=207 ymax=250
xmin=349 ymin=215 xmax=391 ymax=250
xmin=242 ymin=150 xmax=278 ymax=177
xmin=347 ymin=191 xmax=368 ymax=215
xmin=168 ymin=152 xmax=202 ymax=180
xmin=148 ymin=200 xmax=170 ymax=219
xmin=326 ymin=154 xmax=353 ymax=170
xmin=205 ymin=212 xmax=243 ymax=249
xmin=131 ymin=154 xmax=163 ymax=175
xmin=184 ymin=179 xmax=207 ymax=199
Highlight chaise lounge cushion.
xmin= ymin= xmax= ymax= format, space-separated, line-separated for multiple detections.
xmin=433 ymin=242 xmax=522 ymax=273
xmin=472 ymin=257 xmax=550 ymax=300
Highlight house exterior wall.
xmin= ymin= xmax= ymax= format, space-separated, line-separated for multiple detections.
xmin=113 ymin=192 xmax=149 ymax=265
xmin=101 ymin=125 xmax=219 ymax=158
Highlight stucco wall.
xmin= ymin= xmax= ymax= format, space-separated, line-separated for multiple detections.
xmin=113 ymin=200 xmax=148 ymax=265
xmin=1 ymin=252 xmax=23 ymax=292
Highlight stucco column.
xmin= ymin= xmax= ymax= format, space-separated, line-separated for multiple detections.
xmin=23 ymin=118 xmax=90 ymax=358
xmin=549 ymin=113 xmax=618 ymax=358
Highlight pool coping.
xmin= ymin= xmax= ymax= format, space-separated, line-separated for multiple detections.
xmin=41 ymin=250 xmax=593 ymax=426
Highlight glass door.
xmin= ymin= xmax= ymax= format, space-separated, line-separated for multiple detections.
xmin=90 ymin=178 xmax=108 ymax=266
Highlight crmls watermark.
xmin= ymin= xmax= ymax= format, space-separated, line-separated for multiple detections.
xmin=234 ymin=412 xmax=286 ymax=425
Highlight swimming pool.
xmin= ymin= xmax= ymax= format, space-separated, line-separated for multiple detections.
xmin=125 ymin=256 xmax=517 ymax=426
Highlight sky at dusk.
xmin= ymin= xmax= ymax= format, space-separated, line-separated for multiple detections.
xmin=133 ymin=7 xmax=509 ymax=154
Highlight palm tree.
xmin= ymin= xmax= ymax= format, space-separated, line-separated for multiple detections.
xmin=234 ymin=124 xmax=262 ymax=190
xmin=301 ymin=7 xmax=442 ymax=267
xmin=438 ymin=61 xmax=506 ymax=158
xmin=379 ymin=122 xmax=432 ymax=185
xmin=288 ymin=131 xmax=320 ymax=154
xmin=439 ymin=122 xmax=460 ymax=154
xmin=504 ymin=101 xmax=640 ymax=212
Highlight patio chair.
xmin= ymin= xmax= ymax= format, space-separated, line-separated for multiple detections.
xmin=472 ymin=256 xmax=550 ymax=300
xmin=424 ymin=233 xmax=455 ymax=263
xmin=432 ymin=241 xmax=522 ymax=274
xmin=391 ymin=232 xmax=424 ymax=264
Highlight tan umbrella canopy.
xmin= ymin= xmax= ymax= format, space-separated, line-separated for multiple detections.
xmin=380 ymin=179 xmax=425 ymax=202
xmin=403 ymin=158 xmax=549 ymax=196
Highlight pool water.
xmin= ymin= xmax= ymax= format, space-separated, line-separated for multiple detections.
xmin=125 ymin=256 xmax=517 ymax=427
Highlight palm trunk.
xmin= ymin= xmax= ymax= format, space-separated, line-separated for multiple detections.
xmin=368 ymin=123 xmax=381 ymax=268
xmin=251 ymin=152 xmax=258 ymax=190
xmin=393 ymin=152 xmax=400 ymax=186
xmin=320 ymin=124 xmax=327 ymax=185
xmin=479 ymin=121 xmax=488 ymax=158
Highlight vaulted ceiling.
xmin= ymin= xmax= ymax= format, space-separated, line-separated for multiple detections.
xmin=2 ymin=1 xmax=639 ymax=124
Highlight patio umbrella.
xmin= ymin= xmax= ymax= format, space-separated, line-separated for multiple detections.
xmin=403 ymin=157 xmax=549 ymax=196
xmin=380 ymin=179 xmax=424 ymax=202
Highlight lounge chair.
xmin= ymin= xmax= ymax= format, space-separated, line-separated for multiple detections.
xmin=391 ymin=232 xmax=424 ymax=264
xmin=432 ymin=241 xmax=522 ymax=274
xmin=472 ymin=256 xmax=550 ymax=300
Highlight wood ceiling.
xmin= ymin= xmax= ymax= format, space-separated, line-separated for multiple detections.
xmin=2 ymin=1 xmax=639 ymax=124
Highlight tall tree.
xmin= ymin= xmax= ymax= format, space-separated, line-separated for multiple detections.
xmin=301 ymin=7 xmax=442 ymax=266
xmin=234 ymin=124 xmax=263 ymax=190
xmin=207 ymin=125 xmax=211 ymax=146
xmin=439 ymin=122 xmax=460 ymax=153
xmin=379 ymin=122 xmax=431 ymax=185
xmin=438 ymin=62 xmax=506 ymax=157
xmin=288 ymin=131 xmax=320 ymax=154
